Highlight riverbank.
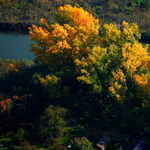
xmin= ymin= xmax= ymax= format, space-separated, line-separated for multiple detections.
xmin=0 ymin=3 xmax=55 ymax=31
xmin=0 ymin=0 xmax=150 ymax=41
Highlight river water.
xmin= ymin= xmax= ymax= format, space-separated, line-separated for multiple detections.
xmin=0 ymin=31 xmax=35 ymax=60
xmin=0 ymin=31 xmax=150 ymax=60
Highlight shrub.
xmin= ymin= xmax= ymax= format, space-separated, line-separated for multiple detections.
xmin=49 ymin=145 xmax=67 ymax=150
xmin=20 ymin=140 xmax=30 ymax=150
xmin=39 ymin=105 xmax=68 ymax=147
xmin=31 ymin=145 xmax=44 ymax=150
xmin=71 ymin=137 xmax=94 ymax=150
xmin=14 ymin=128 xmax=28 ymax=145
xmin=7 ymin=144 xmax=17 ymax=150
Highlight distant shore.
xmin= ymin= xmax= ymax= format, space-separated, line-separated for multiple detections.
xmin=0 ymin=21 xmax=149 ymax=42
xmin=0 ymin=22 xmax=32 ymax=31
xmin=0 ymin=1 xmax=150 ymax=42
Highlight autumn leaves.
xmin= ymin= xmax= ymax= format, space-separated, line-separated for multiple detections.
xmin=28 ymin=4 xmax=150 ymax=118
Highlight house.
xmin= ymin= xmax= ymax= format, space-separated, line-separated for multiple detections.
xmin=97 ymin=136 xmax=110 ymax=150
xmin=128 ymin=141 xmax=150 ymax=150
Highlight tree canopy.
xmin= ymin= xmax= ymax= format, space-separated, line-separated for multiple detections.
xmin=29 ymin=4 xmax=150 ymax=130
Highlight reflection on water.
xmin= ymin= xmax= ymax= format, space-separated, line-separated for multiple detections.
xmin=0 ymin=30 xmax=35 ymax=60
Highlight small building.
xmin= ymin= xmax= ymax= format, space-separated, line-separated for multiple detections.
xmin=128 ymin=141 xmax=150 ymax=150
xmin=97 ymin=136 xmax=110 ymax=150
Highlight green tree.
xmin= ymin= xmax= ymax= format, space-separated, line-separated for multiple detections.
xmin=71 ymin=137 xmax=94 ymax=150
xmin=14 ymin=128 xmax=28 ymax=145
xmin=39 ymin=105 xmax=68 ymax=147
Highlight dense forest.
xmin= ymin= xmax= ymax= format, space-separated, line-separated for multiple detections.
xmin=0 ymin=0 xmax=150 ymax=40
xmin=1 ymin=1 xmax=150 ymax=150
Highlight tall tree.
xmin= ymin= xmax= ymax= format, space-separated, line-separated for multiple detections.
xmin=29 ymin=4 xmax=150 ymax=129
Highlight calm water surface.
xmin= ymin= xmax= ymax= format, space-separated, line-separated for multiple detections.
xmin=0 ymin=31 xmax=150 ymax=60
xmin=0 ymin=31 xmax=35 ymax=60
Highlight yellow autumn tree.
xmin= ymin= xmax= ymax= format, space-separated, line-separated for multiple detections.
xmin=29 ymin=4 xmax=150 ymax=126
xmin=107 ymin=24 xmax=150 ymax=119
xmin=29 ymin=4 xmax=99 ymax=73
xmin=99 ymin=21 xmax=141 ymax=48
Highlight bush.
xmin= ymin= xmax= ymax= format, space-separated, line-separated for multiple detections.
xmin=49 ymin=145 xmax=67 ymax=150
xmin=39 ymin=105 xmax=68 ymax=147
xmin=7 ymin=144 xmax=17 ymax=150
xmin=71 ymin=137 xmax=94 ymax=150
xmin=14 ymin=128 xmax=28 ymax=145
xmin=20 ymin=140 xmax=30 ymax=150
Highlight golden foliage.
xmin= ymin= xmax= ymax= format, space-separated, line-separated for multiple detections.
xmin=39 ymin=75 xmax=60 ymax=98
xmin=75 ymin=46 xmax=106 ymax=93
xmin=142 ymin=100 xmax=149 ymax=108
xmin=100 ymin=23 xmax=123 ymax=47
xmin=55 ymin=4 xmax=99 ymax=33
xmin=29 ymin=4 xmax=150 ymax=109
xmin=100 ymin=21 xmax=141 ymax=48
xmin=107 ymin=28 xmax=150 ymax=107
xmin=29 ymin=4 xmax=99 ymax=72
xmin=39 ymin=75 xmax=59 ymax=87
xmin=109 ymin=69 xmax=127 ymax=103
xmin=7 ymin=60 xmax=19 ymax=73
xmin=133 ymin=73 xmax=150 ymax=95
xmin=122 ymin=42 xmax=149 ymax=75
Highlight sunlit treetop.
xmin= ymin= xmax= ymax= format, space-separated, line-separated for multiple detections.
xmin=99 ymin=21 xmax=141 ymax=48
xmin=108 ymin=41 xmax=150 ymax=107
xmin=29 ymin=4 xmax=100 ymax=72
xmin=54 ymin=4 xmax=73 ymax=26
xmin=122 ymin=42 xmax=149 ymax=75
xmin=28 ymin=4 xmax=150 ymax=125
xmin=55 ymin=4 xmax=99 ymax=34
xmin=122 ymin=21 xmax=141 ymax=42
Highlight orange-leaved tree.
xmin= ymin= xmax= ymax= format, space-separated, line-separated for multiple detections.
xmin=0 ymin=98 xmax=12 ymax=113
xmin=29 ymin=4 xmax=99 ymax=73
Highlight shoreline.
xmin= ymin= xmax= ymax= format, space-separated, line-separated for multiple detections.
xmin=1 ymin=1 xmax=150 ymax=43
xmin=0 ymin=22 xmax=35 ymax=32
xmin=0 ymin=22 xmax=149 ymax=43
